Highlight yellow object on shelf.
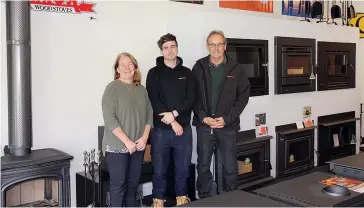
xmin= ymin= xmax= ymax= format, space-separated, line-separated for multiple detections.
xmin=289 ymin=154 xmax=295 ymax=163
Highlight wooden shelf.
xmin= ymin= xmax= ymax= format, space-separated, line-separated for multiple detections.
xmin=331 ymin=143 xmax=355 ymax=149
xmin=319 ymin=117 xmax=359 ymax=127
xmin=236 ymin=129 xmax=272 ymax=146
xmin=236 ymin=135 xmax=272 ymax=146
xmin=276 ymin=126 xmax=317 ymax=135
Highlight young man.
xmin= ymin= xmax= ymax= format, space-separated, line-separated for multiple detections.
xmin=192 ymin=30 xmax=250 ymax=199
xmin=146 ymin=33 xmax=197 ymax=207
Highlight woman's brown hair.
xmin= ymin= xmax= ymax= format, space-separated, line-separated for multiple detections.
xmin=113 ymin=52 xmax=141 ymax=86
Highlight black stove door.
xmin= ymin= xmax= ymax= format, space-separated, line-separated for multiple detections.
xmin=226 ymin=38 xmax=268 ymax=97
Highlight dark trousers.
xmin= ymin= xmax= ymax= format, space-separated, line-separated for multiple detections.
xmin=151 ymin=125 xmax=193 ymax=199
xmin=196 ymin=125 xmax=238 ymax=198
xmin=106 ymin=150 xmax=144 ymax=207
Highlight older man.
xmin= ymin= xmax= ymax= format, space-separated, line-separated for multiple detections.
xmin=192 ymin=30 xmax=250 ymax=199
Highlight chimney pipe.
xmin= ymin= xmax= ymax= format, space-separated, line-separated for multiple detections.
xmin=6 ymin=0 xmax=32 ymax=156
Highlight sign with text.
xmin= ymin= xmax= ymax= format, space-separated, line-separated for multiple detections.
xmin=30 ymin=0 xmax=96 ymax=14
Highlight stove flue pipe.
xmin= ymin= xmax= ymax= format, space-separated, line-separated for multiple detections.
xmin=6 ymin=0 xmax=32 ymax=156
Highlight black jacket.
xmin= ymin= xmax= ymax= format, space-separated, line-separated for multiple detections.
xmin=146 ymin=56 xmax=197 ymax=129
xmin=192 ymin=55 xmax=250 ymax=130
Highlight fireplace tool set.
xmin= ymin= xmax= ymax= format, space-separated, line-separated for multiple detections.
xmin=83 ymin=149 xmax=102 ymax=207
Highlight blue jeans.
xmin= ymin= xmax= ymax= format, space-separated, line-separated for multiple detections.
xmin=151 ymin=125 xmax=193 ymax=200
xmin=106 ymin=150 xmax=144 ymax=207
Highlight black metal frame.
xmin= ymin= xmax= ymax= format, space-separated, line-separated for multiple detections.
xmin=1 ymin=148 xmax=73 ymax=207
xmin=317 ymin=111 xmax=358 ymax=165
xmin=275 ymin=123 xmax=315 ymax=178
xmin=226 ymin=38 xmax=269 ymax=97
xmin=317 ymin=41 xmax=356 ymax=91
xmin=216 ymin=129 xmax=272 ymax=193
xmin=274 ymin=36 xmax=316 ymax=94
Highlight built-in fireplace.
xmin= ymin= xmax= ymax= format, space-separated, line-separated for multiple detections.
xmin=317 ymin=41 xmax=356 ymax=91
xmin=226 ymin=38 xmax=269 ymax=96
xmin=216 ymin=129 xmax=273 ymax=193
xmin=274 ymin=36 xmax=316 ymax=94
xmin=1 ymin=1 xmax=73 ymax=207
xmin=275 ymin=123 xmax=316 ymax=178
xmin=317 ymin=111 xmax=358 ymax=165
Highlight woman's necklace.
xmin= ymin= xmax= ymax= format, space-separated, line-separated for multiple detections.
xmin=120 ymin=79 xmax=136 ymax=99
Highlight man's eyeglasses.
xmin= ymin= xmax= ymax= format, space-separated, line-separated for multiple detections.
xmin=207 ymin=42 xmax=226 ymax=48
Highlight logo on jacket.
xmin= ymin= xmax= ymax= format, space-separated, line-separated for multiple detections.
xmin=227 ymin=75 xmax=236 ymax=78
xmin=178 ymin=77 xmax=186 ymax=79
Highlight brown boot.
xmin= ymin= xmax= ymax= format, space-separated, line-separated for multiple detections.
xmin=152 ymin=198 xmax=165 ymax=208
xmin=176 ymin=196 xmax=190 ymax=206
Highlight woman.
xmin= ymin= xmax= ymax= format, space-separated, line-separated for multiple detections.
xmin=102 ymin=52 xmax=153 ymax=207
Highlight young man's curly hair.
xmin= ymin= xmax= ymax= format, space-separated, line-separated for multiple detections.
xmin=157 ymin=33 xmax=178 ymax=50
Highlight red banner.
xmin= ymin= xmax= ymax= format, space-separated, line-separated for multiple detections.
xmin=30 ymin=0 xmax=96 ymax=14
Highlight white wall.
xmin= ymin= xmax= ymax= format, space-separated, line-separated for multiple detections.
xmin=1 ymin=1 xmax=364 ymax=206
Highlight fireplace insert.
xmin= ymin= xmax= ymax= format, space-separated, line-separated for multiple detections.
xmin=275 ymin=36 xmax=316 ymax=94
xmin=317 ymin=41 xmax=356 ymax=91
xmin=226 ymin=38 xmax=269 ymax=96
xmin=215 ymin=129 xmax=273 ymax=193
xmin=317 ymin=111 xmax=358 ymax=165
xmin=275 ymin=123 xmax=316 ymax=178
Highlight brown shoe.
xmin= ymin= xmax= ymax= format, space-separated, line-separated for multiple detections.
xmin=176 ymin=196 xmax=190 ymax=206
xmin=152 ymin=198 xmax=165 ymax=208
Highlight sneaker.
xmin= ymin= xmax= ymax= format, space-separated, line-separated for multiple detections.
xmin=152 ymin=198 xmax=165 ymax=208
xmin=176 ymin=196 xmax=190 ymax=206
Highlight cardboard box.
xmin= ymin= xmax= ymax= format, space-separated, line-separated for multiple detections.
xmin=238 ymin=161 xmax=252 ymax=175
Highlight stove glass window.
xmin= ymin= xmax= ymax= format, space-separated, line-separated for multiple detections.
xmin=226 ymin=46 xmax=262 ymax=78
xmin=286 ymin=55 xmax=311 ymax=76
xmin=327 ymin=53 xmax=347 ymax=76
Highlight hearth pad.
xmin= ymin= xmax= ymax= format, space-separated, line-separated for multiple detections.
xmin=181 ymin=190 xmax=290 ymax=207
xmin=327 ymin=153 xmax=364 ymax=181
xmin=254 ymin=172 xmax=364 ymax=207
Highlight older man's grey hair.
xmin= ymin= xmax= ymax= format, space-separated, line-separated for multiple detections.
xmin=206 ymin=30 xmax=227 ymax=45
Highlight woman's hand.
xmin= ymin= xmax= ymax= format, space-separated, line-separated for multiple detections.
xmin=135 ymin=136 xmax=147 ymax=151
xmin=125 ymin=139 xmax=137 ymax=154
